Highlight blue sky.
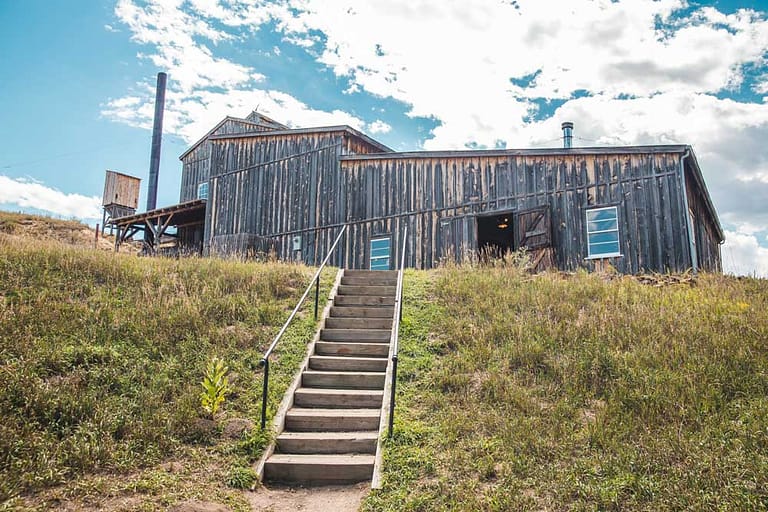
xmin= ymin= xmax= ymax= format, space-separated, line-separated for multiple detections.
xmin=1 ymin=0 xmax=767 ymax=275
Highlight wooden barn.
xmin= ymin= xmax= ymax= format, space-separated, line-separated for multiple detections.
xmin=116 ymin=114 xmax=723 ymax=274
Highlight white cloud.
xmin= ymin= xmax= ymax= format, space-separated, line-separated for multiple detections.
xmin=367 ymin=119 xmax=391 ymax=134
xmin=106 ymin=0 xmax=366 ymax=144
xmin=0 ymin=176 xmax=102 ymax=221
xmin=722 ymin=230 xmax=768 ymax=277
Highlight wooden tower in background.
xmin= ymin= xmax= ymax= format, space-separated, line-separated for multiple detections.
xmin=102 ymin=170 xmax=140 ymax=235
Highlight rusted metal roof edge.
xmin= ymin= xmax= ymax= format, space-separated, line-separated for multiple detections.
xmin=339 ymin=144 xmax=691 ymax=161
xmin=208 ymin=125 xmax=393 ymax=153
xmin=178 ymin=117 xmax=279 ymax=161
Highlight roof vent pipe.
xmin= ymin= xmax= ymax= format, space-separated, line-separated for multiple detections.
xmin=561 ymin=121 xmax=574 ymax=149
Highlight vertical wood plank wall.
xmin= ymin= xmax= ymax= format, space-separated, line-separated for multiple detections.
xmin=193 ymin=130 xmax=721 ymax=273
xmin=205 ymin=131 xmax=365 ymax=260
xmin=337 ymin=152 xmax=694 ymax=273
xmin=685 ymin=166 xmax=722 ymax=272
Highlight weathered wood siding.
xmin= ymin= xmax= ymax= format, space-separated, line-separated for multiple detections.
xmin=333 ymin=152 xmax=696 ymax=273
xmin=685 ymin=166 xmax=722 ymax=272
xmin=103 ymin=171 xmax=140 ymax=208
xmin=205 ymin=131 xmax=350 ymax=260
xmin=179 ymin=119 xmax=278 ymax=203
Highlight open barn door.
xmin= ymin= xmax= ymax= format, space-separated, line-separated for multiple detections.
xmin=513 ymin=205 xmax=554 ymax=272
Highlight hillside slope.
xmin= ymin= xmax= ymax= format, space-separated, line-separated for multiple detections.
xmin=0 ymin=226 xmax=332 ymax=510
xmin=365 ymin=266 xmax=768 ymax=511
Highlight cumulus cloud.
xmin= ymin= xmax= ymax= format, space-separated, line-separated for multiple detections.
xmin=367 ymin=120 xmax=391 ymax=134
xmin=722 ymin=230 xmax=768 ymax=277
xmin=0 ymin=176 xmax=102 ymax=221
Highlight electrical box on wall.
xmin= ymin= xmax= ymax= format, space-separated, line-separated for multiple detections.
xmin=292 ymin=235 xmax=302 ymax=252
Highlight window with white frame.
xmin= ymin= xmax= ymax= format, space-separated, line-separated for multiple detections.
xmin=586 ymin=206 xmax=621 ymax=258
xmin=370 ymin=237 xmax=391 ymax=270
xmin=197 ymin=182 xmax=209 ymax=200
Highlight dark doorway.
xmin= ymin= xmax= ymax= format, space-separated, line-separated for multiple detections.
xmin=477 ymin=211 xmax=515 ymax=258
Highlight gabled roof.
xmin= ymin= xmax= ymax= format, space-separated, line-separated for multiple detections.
xmin=179 ymin=115 xmax=285 ymax=160
xmin=209 ymin=125 xmax=393 ymax=153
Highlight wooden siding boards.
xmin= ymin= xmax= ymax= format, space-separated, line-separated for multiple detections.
xmin=103 ymin=171 xmax=140 ymax=209
xmin=334 ymin=151 xmax=706 ymax=273
xmin=203 ymin=129 xmax=385 ymax=262
xmin=179 ymin=120 xmax=720 ymax=274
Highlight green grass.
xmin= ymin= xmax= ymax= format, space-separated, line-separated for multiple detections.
xmin=365 ymin=266 xmax=768 ymax=511
xmin=0 ymin=232 xmax=335 ymax=509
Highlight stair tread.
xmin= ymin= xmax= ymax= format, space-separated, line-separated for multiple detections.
xmin=277 ymin=431 xmax=378 ymax=440
xmin=296 ymin=387 xmax=383 ymax=395
xmin=287 ymin=407 xmax=379 ymax=416
xmin=268 ymin=454 xmax=375 ymax=464
xmin=310 ymin=355 xmax=388 ymax=361
xmin=303 ymin=370 xmax=385 ymax=376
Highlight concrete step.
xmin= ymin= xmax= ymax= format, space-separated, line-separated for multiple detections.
xmin=334 ymin=295 xmax=396 ymax=307
xmin=341 ymin=276 xmax=397 ymax=286
xmin=344 ymin=270 xmax=398 ymax=278
xmin=337 ymin=285 xmax=396 ymax=297
xmin=315 ymin=341 xmax=390 ymax=357
xmin=321 ymin=328 xmax=391 ymax=342
xmin=284 ymin=408 xmax=380 ymax=431
xmin=276 ymin=431 xmax=378 ymax=455
xmin=325 ymin=317 xmax=392 ymax=330
xmin=293 ymin=388 xmax=383 ymax=408
xmin=330 ymin=306 xmax=394 ymax=318
xmin=309 ymin=355 xmax=388 ymax=372
xmin=302 ymin=370 xmax=385 ymax=390
xmin=264 ymin=454 xmax=374 ymax=485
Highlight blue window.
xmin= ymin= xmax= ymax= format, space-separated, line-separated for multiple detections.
xmin=586 ymin=207 xmax=621 ymax=258
xmin=197 ymin=182 xmax=209 ymax=200
xmin=370 ymin=237 xmax=391 ymax=270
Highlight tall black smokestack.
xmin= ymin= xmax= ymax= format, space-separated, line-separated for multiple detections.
xmin=146 ymin=72 xmax=167 ymax=212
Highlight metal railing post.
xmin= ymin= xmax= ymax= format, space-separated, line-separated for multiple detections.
xmin=260 ymin=358 xmax=269 ymax=429
xmin=314 ymin=276 xmax=320 ymax=321
xmin=388 ymin=355 xmax=398 ymax=437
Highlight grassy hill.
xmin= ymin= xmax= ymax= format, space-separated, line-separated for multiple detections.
xmin=364 ymin=265 xmax=768 ymax=511
xmin=0 ymin=212 xmax=330 ymax=510
xmin=2 ymin=211 xmax=766 ymax=510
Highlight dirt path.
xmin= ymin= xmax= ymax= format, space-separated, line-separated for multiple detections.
xmin=246 ymin=483 xmax=369 ymax=512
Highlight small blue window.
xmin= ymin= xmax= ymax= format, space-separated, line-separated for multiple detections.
xmin=197 ymin=182 xmax=209 ymax=200
xmin=370 ymin=237 xmax=391 ymax=270
xmin=586 ymin=207 xmax=621 ymax=258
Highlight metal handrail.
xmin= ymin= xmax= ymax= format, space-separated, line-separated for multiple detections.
xmin=259 ymin=224 xmax=347 ymax=429
xmin=388 ymin=226 xmax=408 ymax=437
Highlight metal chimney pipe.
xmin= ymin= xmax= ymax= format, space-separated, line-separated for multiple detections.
xmin=146 ymin=72 xmax=167 ymax=212
xmin=561 ymin=121 xmax=573 ymax=149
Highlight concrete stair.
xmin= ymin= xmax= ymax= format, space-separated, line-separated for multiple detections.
xmin=263 ymin=269 xmax=397 ymax=485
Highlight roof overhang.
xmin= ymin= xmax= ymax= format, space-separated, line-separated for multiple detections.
xmin=112 ymin=199 xmax=207 ymax=229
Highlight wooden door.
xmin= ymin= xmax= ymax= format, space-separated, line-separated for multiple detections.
xmin=514 ymin=206 xmax=554 ymax=271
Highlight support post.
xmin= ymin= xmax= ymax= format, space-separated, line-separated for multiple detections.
xmin=388 ymin=355 xmax=398 ymax=437
xmin=314 ymin=276 xmax=320 ymax=320
xmin=260 ymin=358 xmax=269 ymax=430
